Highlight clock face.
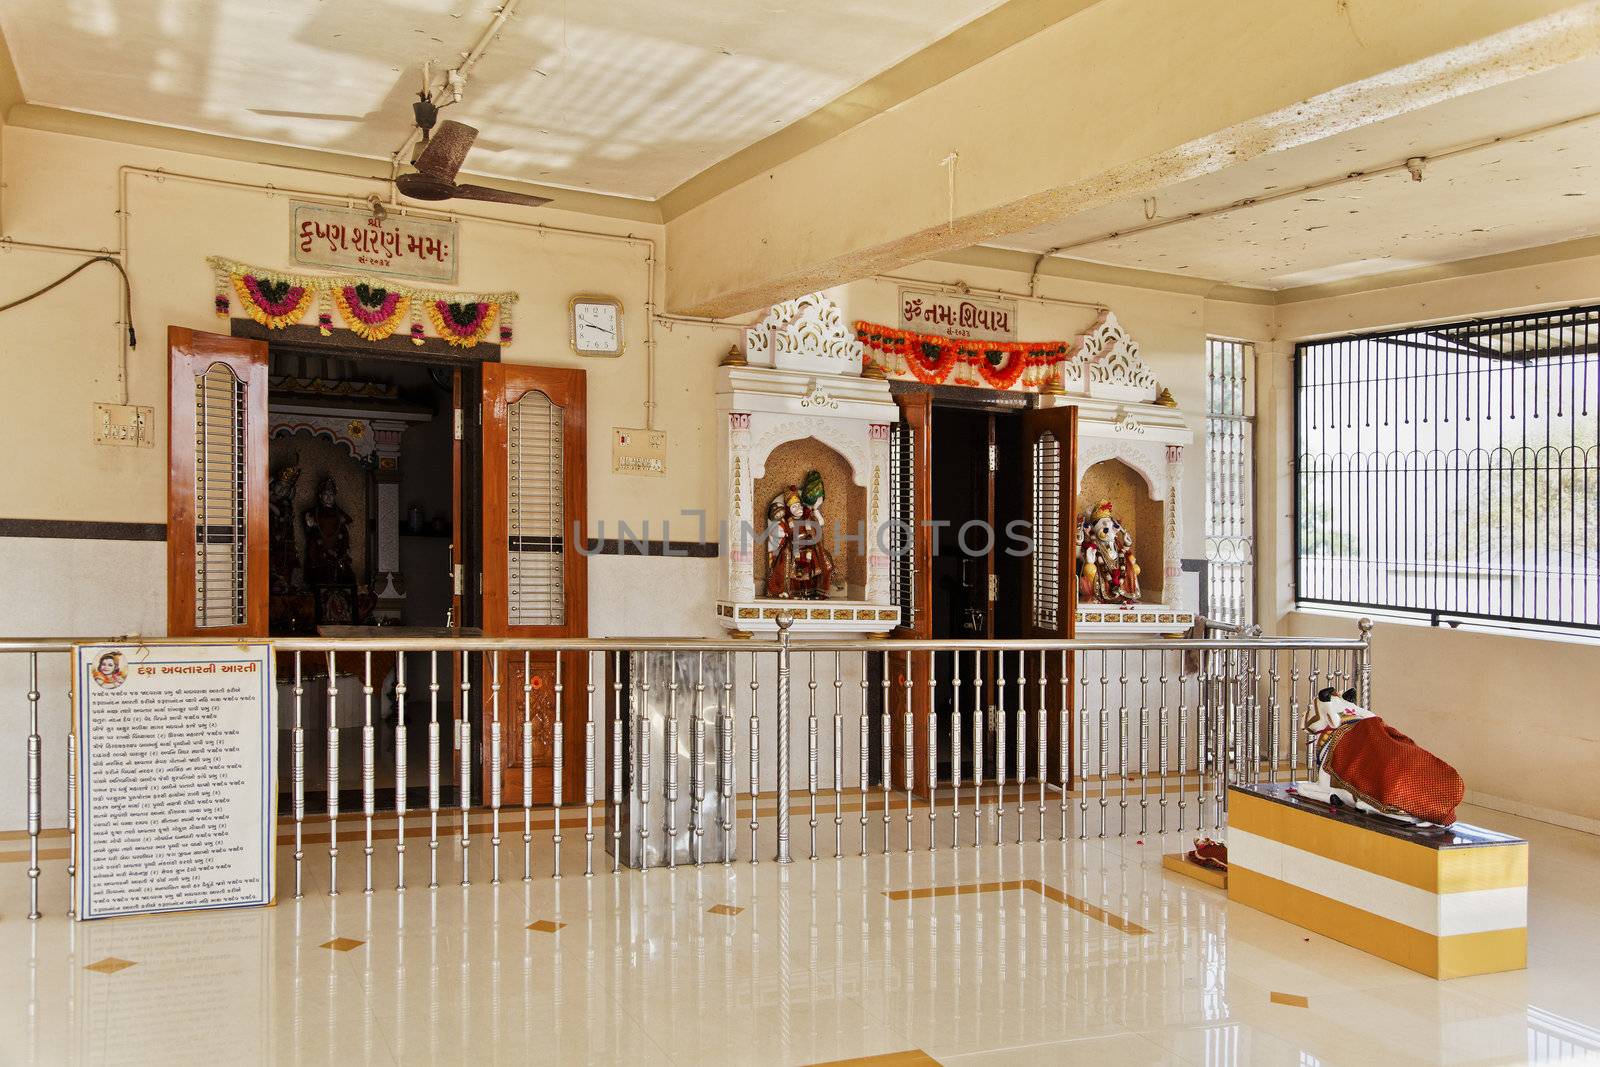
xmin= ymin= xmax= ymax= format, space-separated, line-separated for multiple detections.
xmin=572 ymin=299 xmax=622 ymax=355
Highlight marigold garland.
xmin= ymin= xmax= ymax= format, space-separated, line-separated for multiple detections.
xmin=206 ymin=256 xmax=518 ymax=348
xmin=854 ymin=321 xmax=1075 ymax=392
xmin=334 ymin=283 xmax=411 ymax=342
xmin=426 ymin=300 xmax=499 ymax=348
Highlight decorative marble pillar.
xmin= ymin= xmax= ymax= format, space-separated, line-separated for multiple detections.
xmin=728 ymin=412 xmax=755 ymax=601
xmin=1165 ymin=443 xmax=1186 ymax=609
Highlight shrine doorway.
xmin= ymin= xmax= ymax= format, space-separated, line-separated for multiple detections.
xmin=885 ymin=384 xmax=1079 ymax=795
xmin=166 ymin=325 xmax=588 ymax=814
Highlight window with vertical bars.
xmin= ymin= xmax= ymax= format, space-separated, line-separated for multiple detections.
xmin=890 ymin=419 xmax=915 ymax=627
xmin=508 ymin=388 xmax=565 ymax=626
xmin=1031 ymin=430 xmax=1061 ymax=630
xmin=1295 ymin=304 xmax=1599 ymax=635
xmin=194 ymin=362 xmax=247 ymax=627
xmin=1206 ymin=339 xmax=1256 ymax=627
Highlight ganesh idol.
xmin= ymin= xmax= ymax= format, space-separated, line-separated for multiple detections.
xmin=1075 ymin=498 xmax=1141 ymax=604
xmin=764 ymin=469 xmax=837 ymax=600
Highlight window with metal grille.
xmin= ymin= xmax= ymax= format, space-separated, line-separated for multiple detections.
xmin=1206 ymin=339 xmax=1256 ymax=627
xmin=890 ymin=419 xmax=916 ymax=627
xmin=1295 ymin=304 xmax=1599 ymax=635
xmin=508 ymin=388 xmax=565 ymax=626
xmin=194 ymin=362 xmax=247 ymax=628
xmin=1031 ymin=430 xmax=1061 ymax=629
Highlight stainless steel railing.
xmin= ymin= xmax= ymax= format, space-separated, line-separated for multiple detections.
xmin=1 ymin=618 xmax=1371 ymax=917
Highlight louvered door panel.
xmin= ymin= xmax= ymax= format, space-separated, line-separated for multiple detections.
xmin=482 ymin=364 xmax=587 ymax=807
xmin=168 ymin=327 xmax=269 ymax=637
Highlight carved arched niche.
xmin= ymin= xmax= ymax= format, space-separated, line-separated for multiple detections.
xmin=751 ymin=437 xmax=867 ymax=600
xmin=1079 ymin=458 xmax=1164 ymax=604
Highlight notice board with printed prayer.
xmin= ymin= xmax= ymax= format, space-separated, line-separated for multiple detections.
xmin=75 ymin=643 xmax=276 ymax=920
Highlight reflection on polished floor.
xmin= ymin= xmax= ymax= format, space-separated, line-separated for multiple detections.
xmin=2 ymin=803 xmax=1598 ymax=1066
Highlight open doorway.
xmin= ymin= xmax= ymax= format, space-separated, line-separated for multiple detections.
xmin=265 ymin=346 xmax=477 ymax=813
xmin=928 ymin=403 xmax=1029 ymax=786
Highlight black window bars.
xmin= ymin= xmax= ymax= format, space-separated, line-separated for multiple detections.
xmin=1295 ymin=303 xmax=1599 ymax=635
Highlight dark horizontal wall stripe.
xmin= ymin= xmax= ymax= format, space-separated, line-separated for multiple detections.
xmin=585 ymin=539 xmax=720 ymax=559
xmin=0 ymin=518 xmax=168 ymax=541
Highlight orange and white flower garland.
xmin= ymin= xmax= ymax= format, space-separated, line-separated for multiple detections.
xmin=853 ymin=321 xmax=1074 ymax=392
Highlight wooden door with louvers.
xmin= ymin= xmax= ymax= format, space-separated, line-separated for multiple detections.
xmin=167 ymin=327 xmax=270 ymax=637
xmin=1021 ymin=404 xmax=1078 ymax=787
xmin=481 ymin=364 xmax=588 ymax=807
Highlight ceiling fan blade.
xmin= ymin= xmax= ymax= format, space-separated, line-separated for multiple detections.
xmin=249 ymin=108 xmax=379 ymax=122
xmin=449 ymin=184 xmax=553 ymax=209
xmin=395 ymin=171 xmax=456 ymax=202
xmin=413 ymin=119 xmax=476 ymax=182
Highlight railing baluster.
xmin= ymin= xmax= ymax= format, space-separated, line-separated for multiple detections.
xmin=747 ymin=651 xmax=759 ymax=864
xmin=1014 ymin=650 xmax=1026 ymax=845
xmin=722 ymin=651 xmax=736 ymax=865
xmin=858 ymin=651 xmax=870 ymax=857
xmin=291 ymin=651 xmax=304 ymax=900
xmin=552 ymin=651 xmax=565 ymax=879
xmin=665 ymin=653 xmax=679 ymax=869
xmin=428 ymin=651 xmax=440 ymax=889
xmin=26 ymin=653 xmax=41 ymax=919
xmin=1177 ymin=649 xmax=1189 ymax=834
xmin=972 ymin=651 xmax=984 ymax=848
xmin=775 ymin=615 xmax=793 ymax=864
xmin=995 ymin=650 xmax=1007 ymax=846
xmin=1156 ymin=651 xmax=1169 ymax=834
xmin=1138 ymin=650 xmax=1149 ymax=836
xmin=806 ymin=651 xmax=817 ymax=862
xmin=612 ymin=651 xmax=624 ymax=873
xmin=951 ymin=651 xmax=963 ymax=850
xmin=901 ymin=651 xmax=914 ymax=853
xmin=521 ymin=651 xmax=533 ymax=882
xmin=1097 ymin=651 xmax=1109 ymax=839
xmin=67 ymin=672 xmax=78 ymax=916
xmin=395 ymin=652 xmax=408 ymax=892
xmin=1195 ymin=648 xmax=1208 ymax=834
xmin=1077 ymin=651 xmax=1088 ymax=840
xmin=459 ymin=652 xmax=472 ymax=887
xmin=639 ymin=653 xmax=652 ymax=866
xmin=1057 ymin=649 xmax=1070 ymax=841
xmin=1036 ymin=649 xmax=1048 ymax=844
xmin=833 ymin=653 xmax=844 ymax=859
xmin=1117 ymin=651 xmax=1129 ymax=838
xmin=363 ymin=650 xmax=376 ymax=894
xmin=695 ymin=652 xmax=708 ymax=867
xmin=326 ymin=650 xmax=341 ymax=895
xmin=585 ymin=650 xmax=597 ymax=877
xmin=880 ymin=650 xmax=891 ymax=855
xmin=489 ymin=652 xmax=502 ymax=885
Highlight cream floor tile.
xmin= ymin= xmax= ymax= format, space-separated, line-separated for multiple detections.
xmin=933 ymin=1032 xmax=1183 ymax=1066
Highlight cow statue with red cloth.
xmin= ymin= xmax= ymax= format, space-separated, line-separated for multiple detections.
xmin=1297 ymin=687 xmax=1465 ymax=827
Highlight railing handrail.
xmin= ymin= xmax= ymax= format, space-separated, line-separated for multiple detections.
xmin=0 ymin=632 xmax=1369 ymax=655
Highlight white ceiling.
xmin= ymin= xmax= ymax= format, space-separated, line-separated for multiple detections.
xmin=989 ymin=58 xmax=1600 ymax=291
xmin=0 ymin=0 xmax=1008 ymax=200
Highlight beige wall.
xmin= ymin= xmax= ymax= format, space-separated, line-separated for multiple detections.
xmin=1263 ymin=250 xmax=1600 ymax=828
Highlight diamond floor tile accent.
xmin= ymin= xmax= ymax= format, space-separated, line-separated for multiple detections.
xmin=319 ymin=937 xmax=366 ymax=952
xmin=707 ymin=904 xmax=744 ymax=916
xmin=527 ymin=920 xmax=566 ymax=933
xmin=84 ymin=957 xmax=136 ymax=974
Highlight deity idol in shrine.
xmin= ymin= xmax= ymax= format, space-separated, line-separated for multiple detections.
xmin=764 ymin=469 xmax=836 ymax=599
xmin=302 ymin=476 xmax=356 ymax=587
xmin=1076 ymin=498 xmax=1141 ymax=604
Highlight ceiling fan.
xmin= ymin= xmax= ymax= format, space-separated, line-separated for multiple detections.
xmin=395 ymin=95 xmax=550 ymax=208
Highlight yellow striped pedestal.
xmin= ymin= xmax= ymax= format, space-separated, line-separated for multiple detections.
xmin=1227 ymin=784 xmax=1527 ymax=979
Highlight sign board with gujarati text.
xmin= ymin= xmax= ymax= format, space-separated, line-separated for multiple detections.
xmin=898 ymin=287 xmax=1016 ymax=342
xmin=291 ymin=201 xmax=458 ymax=284
xmin=75 ymin=642 xmax=276 ymax=920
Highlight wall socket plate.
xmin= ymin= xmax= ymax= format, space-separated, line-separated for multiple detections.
xmin=94 ymin=403 xmax=154 ymax=448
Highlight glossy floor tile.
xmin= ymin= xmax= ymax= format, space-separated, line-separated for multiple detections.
xmin=1 ymin=802 xmax=1598 ymax=1065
